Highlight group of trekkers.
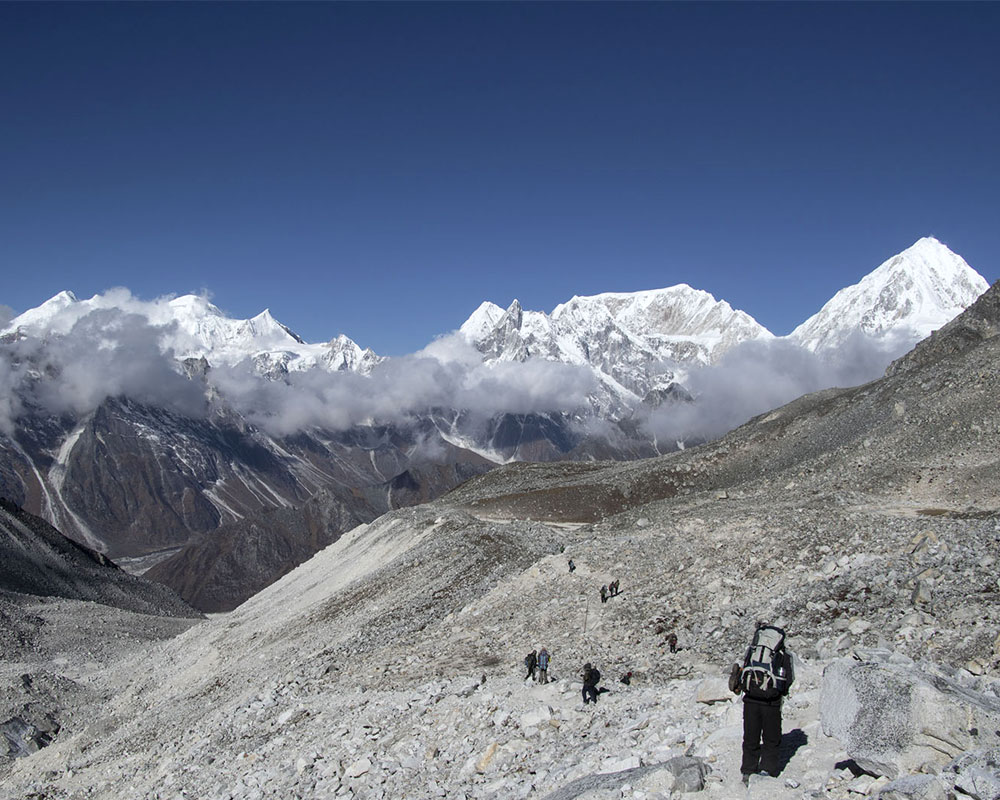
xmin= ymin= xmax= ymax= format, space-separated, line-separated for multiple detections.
xmin=523 ymin=648 xmax=551 ymax=684
xmin=524 ymin=650 xmax=612 ymax=704
xmin=519 ymin=562 xmax=688 ymax=706
xmin=520 ymin=559 xmax=794 ymax=784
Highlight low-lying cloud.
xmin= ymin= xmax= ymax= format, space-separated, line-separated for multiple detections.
xmin=639 ymin=331 xmax=918 ymax=444
xmin=0 ymin=310 xmax=596 ymax=437
xmin=1 ymin=311 xmax=209 ymax=433
xmin=212 ymin=336 xmax=596 ymax=436
xmin=1 ymin=295 xmax=920 ymax=448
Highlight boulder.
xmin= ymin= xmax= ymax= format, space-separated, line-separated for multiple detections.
xmin=821 ymin=656 xmax=1000 ymax=779
xmin=947 ymin=748 xmax=1000 ymax=800
xmin=876 ymin=774 xmax=950 ymax=800
xmin=954 ymin=767 xmax=1000 ymax=800
xmin=476 ymin=742 xmax=499 ymax=773
xmin=695 ymin=678 xmax=733 ymax=705
xmin=521 ymin=706 xmax=554 ymax=729
xmin=1 ymin=716 xmax=55 ymax=759
xmin=344 ymin=756 xmax=372 ymax=778
xmin=661 ymin=755 xmax=711 ymax=793
xmin=598 ymin=755 xmax=641 ymax=774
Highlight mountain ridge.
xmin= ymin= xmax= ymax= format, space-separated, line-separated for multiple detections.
xmin=0 ymin=237 xmax=991 ymax=611
xmin=4 ymin=237 xmax=986 ymax=381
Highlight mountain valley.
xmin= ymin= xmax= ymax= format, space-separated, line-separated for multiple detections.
xmin=0 ymin=239 xmax=988 ymax=613
xmin=0 ymin=271 xmax=998 ymax=799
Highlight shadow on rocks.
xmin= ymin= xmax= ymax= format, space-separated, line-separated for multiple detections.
xmin=538 ymin=757 xmax=710 ymax=800
xmin=776 ymin=728 xmax=809 ymax=775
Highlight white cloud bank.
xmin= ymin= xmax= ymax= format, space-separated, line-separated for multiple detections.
xmin=639 ymin=331 xmax=918 ymax=444
xmin=0 ymin=298 xmax=920 ymax=447
xmin=211 ymin=334 xmax=596 ymax=436
xmin=0 ymin=312 xmax=596 ymax=437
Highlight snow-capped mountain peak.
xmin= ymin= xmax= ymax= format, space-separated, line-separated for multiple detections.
xmin=322 ymin=334 xmax=381 ymax=374
xmin=458 ymin=300 xmax=518 ymax=342
xmin=789 ymin=237 xmax=990 ymax=352
xmin=3 ymin=290 xmax=370 ymax=376
xmin=3 ymin=289 xmax=83 ymax=336
xmin=458 ymin=283 xmax=773 ymax=416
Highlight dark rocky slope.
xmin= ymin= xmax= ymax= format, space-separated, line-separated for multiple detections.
xmin=0 ymin=498 xmax=200 ymax=620
xmin=144 ymin=449 xmax=493 ymax=612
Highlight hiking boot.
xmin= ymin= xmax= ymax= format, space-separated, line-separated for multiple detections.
xmin=741 ymin=773 xmax=751 ymax=786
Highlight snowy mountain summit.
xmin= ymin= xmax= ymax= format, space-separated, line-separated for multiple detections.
xmin=2 ymin=290 xmax=380 ymax=376
xmin=2 ymin=237 xmax=988 ymax=405
xmin=460 ymin=285 xmax=772 ymax=411
xmin=455 ymin=237 xmax=989 ymax=418
xmin=789 ymin=237 xmax=989 ymax=352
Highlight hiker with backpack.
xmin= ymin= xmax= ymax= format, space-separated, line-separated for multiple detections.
xmin=524 ymin=650 xmax=537 ymax=681
xmin=581 ymin=662 xmax=601 ymax=704
xmin=600 ymin=585 xmax=608 ymax=604
xmin=668 ymin=632 xmax=678 ymax=653
xmin=537 ymin=647 xmax=550 ymax=684
xmin=729 ymin=622 xmax=794 ymax=784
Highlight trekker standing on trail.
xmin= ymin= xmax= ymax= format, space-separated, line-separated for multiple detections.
xmin=524 ymin=649 xmax=537 ymax=681
xmin=568 ymin=558 xmax=576 ymax=573
xmin=668 ymin=632 xmax=678 ymax=653
xmin=537 ymin=648 xmax=550 ymax=684
xmin=581 ymin=662 xmax=601 ymax=704
xmin=729 ymin=622 xmax=794 ymax=784
xmin=600 ymin=585 xmax=608 ymax=604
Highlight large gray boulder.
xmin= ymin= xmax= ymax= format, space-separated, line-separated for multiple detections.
xmin=821 ymin=655 xmax=1000 ymax=779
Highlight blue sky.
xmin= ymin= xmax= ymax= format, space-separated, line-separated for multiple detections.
xmin=2 ymin=2 xmax=997 ymax=355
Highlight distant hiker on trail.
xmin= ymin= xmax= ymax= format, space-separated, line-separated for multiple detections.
xmin=619 ymin=671 xmax=632 ymax=685
xmin=525 ymin=650 xmax=537 ymax=681
xmin=537 ymin=648 xmax=550 ymax=684
xmin=729 ymin=622 xmax=794 ymax=784
xmin=610 ymin=578 xmax=620 ymax=596
xmin=668 ymin=632 xmax=678 ymax=653
xmin=568 ymin=559 xmax=576 ymax=573
xmin=600 ymin=585 xmax=608 ymax=604
xmin=581 ymin=662 xmax=601 ymax=704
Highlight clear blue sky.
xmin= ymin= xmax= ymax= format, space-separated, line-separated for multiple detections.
xmin=2 ymin=2 xmax=997 ymax=355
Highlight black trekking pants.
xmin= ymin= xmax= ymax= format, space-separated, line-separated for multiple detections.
xmin=741 ymin=699 xmax=782 ymax=775
xmin=582 ymin=684 xmax=598 ymax=704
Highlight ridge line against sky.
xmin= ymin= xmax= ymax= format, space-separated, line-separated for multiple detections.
xmin=1 ymin=2 xmax=997 ymax=355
